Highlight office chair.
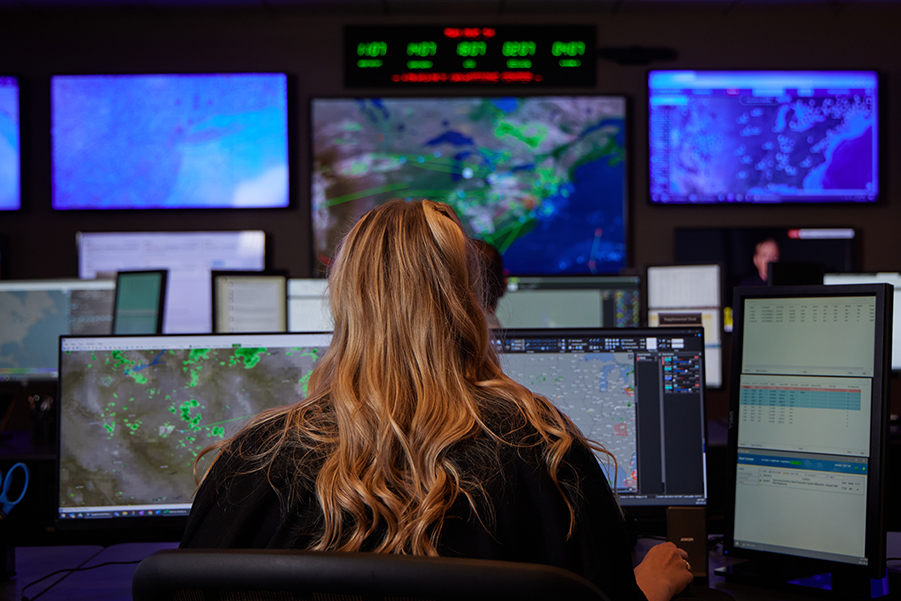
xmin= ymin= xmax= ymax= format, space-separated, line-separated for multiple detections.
xmin=132 ymin=548 xmax=612 ymax=601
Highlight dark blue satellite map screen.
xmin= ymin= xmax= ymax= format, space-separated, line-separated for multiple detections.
xmin=0 ymin=76 xmax=20 ymax=211
xmin=51 ymin=73 xmax=289 ymax=210
xmin=312 ymin=96 xmax=626 ymax=276
xmin=648 ymin=71 xmax=878 ymax=204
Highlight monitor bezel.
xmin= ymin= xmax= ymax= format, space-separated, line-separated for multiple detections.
xmin=49 ymin=71 xmax=293 ymax=212
xmin=308 ymin=94 xmax=631 ymax=278
xmin=55 ymin=330 xmax=334 ymax=542
xmin=646 ymin=69 xmax=882 ymax=206
xmin=495 ymin=326 xmax=709 ymax=517
xmin=112 ymin=269 xmax=168 ymax=335
xmin=723 ymin=284 xmax=891 ymax=579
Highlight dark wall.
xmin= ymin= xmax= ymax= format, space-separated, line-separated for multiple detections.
xmin=1 ymin=3 xmax=899 ymax=416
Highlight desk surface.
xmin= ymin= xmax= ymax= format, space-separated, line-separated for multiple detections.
xmin=4 ymin=536 xmax=899 ymax=601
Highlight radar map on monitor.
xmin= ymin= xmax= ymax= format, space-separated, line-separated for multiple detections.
xmin=58 ymin=333 xmax=331 ymax=520
xmin=649 ymin=71 xmax=878 ymax=204
xmin=312 ymin=96 xmax=626 ymax=276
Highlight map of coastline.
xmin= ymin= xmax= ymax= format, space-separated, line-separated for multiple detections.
xmin=663 ymin=92 xmax=875 ymax=200
xmin=313 ymin=96 xmax=626 ymax=275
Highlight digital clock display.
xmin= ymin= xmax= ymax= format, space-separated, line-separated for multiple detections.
xmin=345 ymin=25 xmax=596 ymax=87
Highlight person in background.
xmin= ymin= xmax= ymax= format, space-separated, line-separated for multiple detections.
xmin=180 ymin=199 xmax=692 ymax=601
xmin=472 ymin=239 xmax=505 ymax=328
xmin=739 ymin=238 xmax=780 ymax=286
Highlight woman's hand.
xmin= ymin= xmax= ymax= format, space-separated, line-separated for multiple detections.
xmin=633 ymin=542 xmax=694 ymax=601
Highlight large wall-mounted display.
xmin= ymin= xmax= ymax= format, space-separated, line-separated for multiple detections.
xmin=649 ymin=71 xmax=878 ymax=204
xmin=312 ymin=96 xmax=627 ymax=276
xmin=0 ymin=76 xmax=20 ymax=211
xmin=51 ymin=73 xmax=289 ymax=210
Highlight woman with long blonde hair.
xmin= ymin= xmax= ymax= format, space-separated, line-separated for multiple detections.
xmin=181 ymin=199 xmax=691 ymax=601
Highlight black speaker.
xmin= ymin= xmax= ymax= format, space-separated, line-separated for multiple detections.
xmin=667 ymin=506 xmax=707 ymax=580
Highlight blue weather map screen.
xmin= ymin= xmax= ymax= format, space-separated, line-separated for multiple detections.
xmin=0 ymin=76 xmax=20 ymax=211
xmin=51 ymin=73 xmax=289 ymax=210
xmin=312 ymin=96 xmax=626 ymax=276
xmin=648 ymin=71 xmax=878 ymax=204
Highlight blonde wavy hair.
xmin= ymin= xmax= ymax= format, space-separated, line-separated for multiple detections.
xmin=196 ymin=199 xmax=611 ymax=555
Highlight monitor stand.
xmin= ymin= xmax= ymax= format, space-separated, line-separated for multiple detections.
xmin=715 ymin=561 xmax=890 ymax=599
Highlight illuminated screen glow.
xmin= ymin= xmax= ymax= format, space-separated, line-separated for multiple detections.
xmin=0 ymin=76 xmax=20 ymax=211
xmin=649 ymin=71 xmax=878 ymax=204
xmin=312 ymin=96 xmax=626 ymax=276
xmin=51 ymin=73 xmax=289 ymax=210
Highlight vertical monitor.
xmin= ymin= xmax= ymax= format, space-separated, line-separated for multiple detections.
xmin=497 ymin=327 xmax=707 ymax=508
xmin=647 ymin=265 xmax=722 ymax=388
xmin=77 ymin=231 xmax=266 ymax=334
xmin=57 ymin=331 xmax=333 ymax=531
xmin=212 ymin=271 xmax=288 ymax=333
xmin=825 ymin=273 xmax=901 ymax=371
xmin=649 ymin=70 xmax=878 ymax=204
xmin=287 ymin=279 xmax=332 ymax=333
xmin=113 ymin=270 xmax=167 ymax=335
xmin=0 ymin=279 xmax=115 ymax=381
xmin=311 ymin=96 xmax=627 ymax=276
xmin=496 ymin=275 xmax=640 ymax=329
xmin=725 ymin=285 xmax=892 ymax=583
xmin=51 ymin=73 xmax=289 ymax=210
xmin=0 ymin=76 xmax=20 ymax=211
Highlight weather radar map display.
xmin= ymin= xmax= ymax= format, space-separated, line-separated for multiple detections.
xmin=649 ymin=71 xmax=878 ymax=204
xmin=51 ymin=73 xmax=289 ymax=210
xmin=0 ymin=76 xmax=20 ymax=211
xmin=58 ymin=333 xmax=331 ymax=521
xmin=312 ymin=96 xmax=626 ymax=276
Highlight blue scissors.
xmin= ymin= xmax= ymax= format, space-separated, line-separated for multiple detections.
xmin=0 ymin=463 xmax=29 ymax=518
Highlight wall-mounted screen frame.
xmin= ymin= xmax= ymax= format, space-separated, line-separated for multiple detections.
xmin=0 ymin=75 xmax=20 ymax=211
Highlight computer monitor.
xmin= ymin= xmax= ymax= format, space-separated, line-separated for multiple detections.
xmin=825 ymin=273 xmax=901 ymax=371
xmin=0 ymin=76 xmax=20 ymax=211
xmin=51 ymin=73 xmax=289 ymax=210
xmin=647 ymin=265 xmax=722 ymax=388
xmin=77 ymin=231 xmax=266 ymax=334
xmin=113 ymin=270 xmax=167 ymax=335
xmin=648 ymin=70 xmax=879 ymax=205
xmin=0 ymin=279 xmax=115 ymax=381
xmin=496 ymin=327 xmax=707 ymax=509
xmin=723 ymin=284 xmax=892 ymax=593
xmin=212 ymin=271 xmax=288 ymax=333
xmin=496 ymin=276 xmax=641 ymax=329
xmin=311 ymin=96 xmax=627 ymax=276
xmin=56 ymin=331 xmax=333 ymax=538
xmin=287 ymin=279 xmax=332 ymax=332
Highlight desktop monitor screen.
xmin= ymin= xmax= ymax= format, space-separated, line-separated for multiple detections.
xmin=287 ymin=279 xmax=332 ymax=333
xmin=212 ymin=271 xmax=288 ymax=333
xmin=724 ymin=285 xmax=891 ymax=583
xmin=51 ymin=73 xmax=289 ymax=210
xmin=825 ymin=273 xmax=901 ymax=371
xmin=0 ymin=76 xmax=20 ymax=211
xmin=648 ymin=70 xmax=878 ymax=204
xmin=647 ymin=265 xmax=722 ymax=388
xmin=0 ymin=279 xmax=115 ymax=381
xmin=113 ymin=270 xmax=167 ymax=335
xmin=77 ymin=231 xmax=266 ymax=334
xmin=311 ymin=96 xmax=627 ymax=276
xmin=497 ymin=327 xmax=707 ymax=508
xmin=57 ymin=331 xmax=333 ymax=532
xmin=496 ymin=276 xmax=640 ymax=329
